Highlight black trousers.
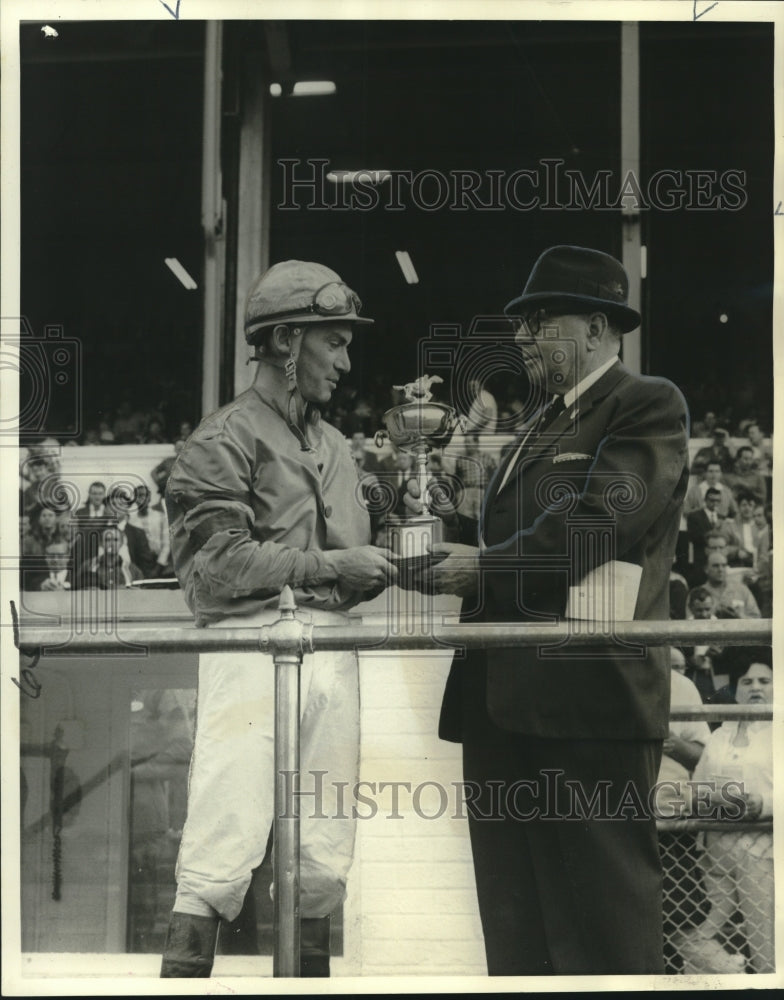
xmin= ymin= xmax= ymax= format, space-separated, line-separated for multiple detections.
xmin=461 ymin=667 xmax=665 ymax=976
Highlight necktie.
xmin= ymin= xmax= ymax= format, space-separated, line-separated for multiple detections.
xmin=495 ymin=395 xmax=568 ymax=493
xmin=538 ymin=394 xmax=567 ymax=434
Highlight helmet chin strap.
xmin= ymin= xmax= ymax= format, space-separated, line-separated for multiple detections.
xmin=283 ymin=326 xmax=303 ymax=388
xmin=284 ymin=325 xmax=306 ymax=399
xmin=248 ymin=324 xmax=313 ymax=448
xmin=284 ymin=327 xmax=313 ymax=450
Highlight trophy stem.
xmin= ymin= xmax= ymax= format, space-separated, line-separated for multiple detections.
xmin=416 ymin=451 xmax=430 ymax=517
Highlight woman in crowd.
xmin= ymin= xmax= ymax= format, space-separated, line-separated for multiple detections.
xmin=23 ymin=506 xmax=64 ymax=555
xmin=680 ymin=649 xmax=773 ymax=974
xmin=21 ymin=507 xmax=70 ymax=591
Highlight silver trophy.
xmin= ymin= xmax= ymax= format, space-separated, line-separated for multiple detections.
xmin=374 ymin=374 xmax=461 ymax=563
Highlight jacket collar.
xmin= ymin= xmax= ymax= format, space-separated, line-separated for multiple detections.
xmin=563 ymin=355 xmax=620 ymax=409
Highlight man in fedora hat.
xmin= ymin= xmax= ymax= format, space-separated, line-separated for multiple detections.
xmin=160 ymin=260 xmax=396 ymax=977
xmin=421 ymin=246 xmax=690 ymax=974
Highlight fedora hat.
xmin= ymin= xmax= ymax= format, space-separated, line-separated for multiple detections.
xmin=504 ymin=245 xmax=641 ymax=333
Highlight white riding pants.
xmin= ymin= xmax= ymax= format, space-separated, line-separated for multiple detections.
xmin=174 ymin=607 xmax=360 ymax=922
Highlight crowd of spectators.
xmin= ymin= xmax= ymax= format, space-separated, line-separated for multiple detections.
xmin=44 ymin=400 xmax=196 ymax=448
xmin=670 ymin=411 xmax=773 ymax=701
xmin=22 ymin=389 xmax=773 ymax=603
xmin=659 ymin=410 xmax=773 ymax=975
xmin=19 ymin=441 xmax=178 ymax=592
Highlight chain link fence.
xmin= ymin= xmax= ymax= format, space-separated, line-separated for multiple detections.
xmin=658 ymin=820 xmax=774 ymax=974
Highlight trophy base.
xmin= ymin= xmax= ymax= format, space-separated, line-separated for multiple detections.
xmin=385 ymin=514 xmax=443 ymax=558
xmin=385 ymin=515 xmax=446 ymax=592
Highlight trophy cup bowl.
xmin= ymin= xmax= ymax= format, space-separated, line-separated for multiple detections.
xmin=381 ymin=402 xmax=459 ymax=452
xmin=375 ymin=378 xmax=461 ymax=582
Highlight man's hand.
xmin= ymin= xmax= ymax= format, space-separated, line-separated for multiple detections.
xmin=742 ymin=793 xmax=764 ymax=819
xmin=322 ymin=546 xmax=398 ymax=592
xmin=690 ymin=653 xmax=713 ymax=672
xmin=701 ymin=786 xmax=762 ymax=819
xmin=429 ymin=542 xmax=480 ymax=597
xmin=403 ymin=477 xmax=460 ymax=540
xmin=402 ymin=477 xmax=427 ymax=516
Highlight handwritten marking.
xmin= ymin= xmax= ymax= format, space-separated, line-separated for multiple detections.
xmin=775 ymin=201 xmax=783 ymax=216
xmin=693 ymin=1 xmax=719 ymax=19
xmin=11 ymin=599 xmax=19 ymax=646
xmin=11 ymin=603 xmax=43 ymax=698
xmin=12 ymin=672 xmax=42 ymax=698
xmin=159 ymin=0 xmax=181 ymax=18
xmin=12 ymin=651 xmax=43 ymax=699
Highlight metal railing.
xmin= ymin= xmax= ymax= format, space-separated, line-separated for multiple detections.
xmin=17 ymin=593 xmax=773 ymax=977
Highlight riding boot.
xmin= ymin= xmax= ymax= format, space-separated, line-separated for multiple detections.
xmin=160 ymin=911 xmax=220 ymax=978
xmin=300 ymin=915 xmax=331 ymax=977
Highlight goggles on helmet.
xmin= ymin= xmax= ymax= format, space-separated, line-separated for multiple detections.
xmin=246 ymin=281 xmax=363 ymax=334
xmin=306 ymin=282 xmax=363 ymax=317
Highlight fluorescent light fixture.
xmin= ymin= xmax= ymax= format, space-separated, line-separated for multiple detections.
xmin=165 ymin=258 xmax=198 ymax=290
xmin=292 ymin=80 xmax=336 ymax=96
xmin=326 ymin=170 xmax=392 ymax=184
xmin=395 ymin=251 xmax=419 ymax=285
xmin=269 ymin=81 xmax=337 ymax=97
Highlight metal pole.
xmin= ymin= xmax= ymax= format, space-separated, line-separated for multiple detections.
xmin=233 ymin=42 xmax=271 ymax=397
xmin=620 ymin=21 xmax=642 ymax=374
xmin=271 ymin=630 xmax=300 ymax=977
xmin=669 ymin=704 xmax=772 ymax=722
xmin=17 ymin=617 xmax=773 ymax=655
xmin=201 ymin=21 xmax=225 ymax=416
xmin=259 ymin=586 xmax=313 ymax=978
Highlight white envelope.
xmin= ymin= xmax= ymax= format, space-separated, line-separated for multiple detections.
xmin=565 ymin=560 xmax=642 ymax=622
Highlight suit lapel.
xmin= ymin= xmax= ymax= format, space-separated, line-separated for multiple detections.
xmin=483 ymin=406 xmax=547 ymax=510
xmin=494 ymin=361 xmax=628 ymax=497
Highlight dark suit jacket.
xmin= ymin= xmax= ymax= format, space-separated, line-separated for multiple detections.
xmin=439 ymin=361 xmax=690 ymax=743
xmin=686 ymin=508 xmax=716 ymax=568
xmin=686 ymin=509 xmax=741 ymax=567
xmin=119 ymin=522 xmax=156 ymax=578
xmin=74 ymin=503 xmax=107 ymax=520
xmin=72 ymin=515 xmax=155 ymax=579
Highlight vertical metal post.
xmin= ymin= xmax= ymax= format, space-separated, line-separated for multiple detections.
xmin=272 ymin=633 xmax=301 ymax=977
xmin=201 ymin=21 xmax=225 ymax=417
xmin=233 ymin=44 xmax=271 ymax=397
xmin=620 ymin=21 xmax=642 ymax=374
xmin=260 ymin=586 xmax=313 ymax=977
